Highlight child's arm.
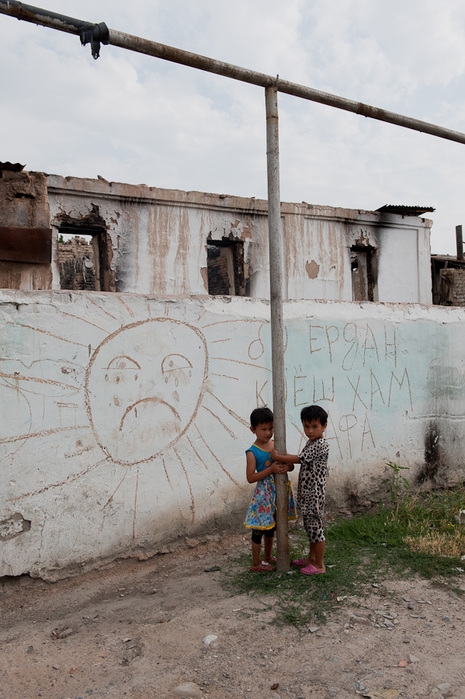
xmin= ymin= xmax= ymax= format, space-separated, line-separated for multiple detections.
xmin=246 ymin=451 xmax=287 ymax=483
xmin=270 ymin=448 xmax=299 ymax=469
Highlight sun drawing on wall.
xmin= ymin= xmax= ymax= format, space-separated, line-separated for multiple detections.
xmin=0 ymin=298 xmax=271 ymax=541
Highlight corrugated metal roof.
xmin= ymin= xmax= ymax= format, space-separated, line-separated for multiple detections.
xmin=0 ymin=161 xmax=25 ymax=174
xmin=431 ymin=254 xmax=465 ymax=267
xmin=376 ymin=204 xmax=435 ymax=216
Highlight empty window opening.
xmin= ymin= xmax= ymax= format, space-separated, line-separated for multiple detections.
xmin=57 ymin=207 xmax=114 ymax=292
xmin=58 ymin=232 xmax=96 ymax=291
xmin=207 ymin=238 xmax=245 ymax=296
xmin=351 ymin=246 xmax=377 ymax=302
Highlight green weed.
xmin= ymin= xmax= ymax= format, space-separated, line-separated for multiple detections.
xmin=224 ymin=485 xmax=465 ymax=628
xmin=381 ymin=461 xmax=410 ymax=515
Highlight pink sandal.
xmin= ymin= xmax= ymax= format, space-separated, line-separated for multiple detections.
xmin=300 ymin=563 xmax=325 ymax=575
xmin=291 ymin=559 xmax=308 ymax=567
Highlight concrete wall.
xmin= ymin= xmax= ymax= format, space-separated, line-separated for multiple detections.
xmin=47 ymin=175 xmax=433 ymax=303
xmin=1 ymin=290 xmax=464 ymax=579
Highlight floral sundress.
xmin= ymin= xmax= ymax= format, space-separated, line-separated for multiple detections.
xmin=243 ymin=443 xmax=297 ymax=530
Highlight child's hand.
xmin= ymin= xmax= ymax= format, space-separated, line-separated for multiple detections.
xmin=270 ymin=461 xmax=288 ymax=474
xmin=271 ymin=449 xmax=294 ymax=471
xmin=269 ymin=461 xmax=280 ymax=474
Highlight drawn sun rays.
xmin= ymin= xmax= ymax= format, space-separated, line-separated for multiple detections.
xmin=1 ymin=296 xmax=272 ymax=542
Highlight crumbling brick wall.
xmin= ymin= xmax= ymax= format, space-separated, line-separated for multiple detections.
xmin=58 ymin=236 xmax=96 ymax=291
xmin=439 ymin=269 xmax=465 ymax=306
xmin=0 ymin=168 xmax=52 ymax=290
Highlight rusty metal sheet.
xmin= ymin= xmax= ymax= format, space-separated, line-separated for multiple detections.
xmin=0 ymin=161 xmax=25 ymax=173
xmin=376 ymin=205 xmax=435 ymax=216
xmin=0 ymin=227 xmax=52 ymax=264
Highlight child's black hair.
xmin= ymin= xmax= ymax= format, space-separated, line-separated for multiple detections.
xmin=250 ymin=406 xmax=274 ymax=428
xmin=300 ymin=404 xmax=328 ymax=425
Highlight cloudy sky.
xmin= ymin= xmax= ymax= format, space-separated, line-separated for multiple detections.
xmin=1 ymin=0 xmax=465 ymax=254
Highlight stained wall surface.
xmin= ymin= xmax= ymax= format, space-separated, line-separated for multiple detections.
xmin=1 ymin=290 xmax=464 ymax=579
xmin=46 ymin=175 xmax=433 ymax=303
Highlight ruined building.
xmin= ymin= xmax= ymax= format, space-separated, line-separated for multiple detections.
xmin=1 ymin=163 xmax=464 ymax=580
xmin=1 ymin=164 xmax=434 ymax=303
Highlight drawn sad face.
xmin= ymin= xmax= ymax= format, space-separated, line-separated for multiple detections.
xmin=85 ymin=319 xmax=207 ymax=465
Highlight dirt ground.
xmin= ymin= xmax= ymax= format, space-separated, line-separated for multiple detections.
xmin=1 ymin=532 xmax=465 ymax=699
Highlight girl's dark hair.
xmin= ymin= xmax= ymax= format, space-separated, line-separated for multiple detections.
xmin=300 ymin=404 xmax=328 ymax=425
xmin=250 ymin=406 xmax=274 ymax=428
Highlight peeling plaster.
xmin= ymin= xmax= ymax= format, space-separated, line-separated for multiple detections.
xmin=306 ymin=259 xmax=320 ymax=279
xmin=0 ymin=513 xmax=31 ymax=541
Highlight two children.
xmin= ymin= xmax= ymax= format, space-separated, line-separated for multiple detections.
xmin=244 ymin=405 xmax=329 ymax=575
xmin=243 ymin=407 xmax=296 ymax=572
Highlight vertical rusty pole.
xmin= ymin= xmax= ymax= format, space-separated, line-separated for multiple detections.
xmin=265 ymin=85 xmax=290 ymax=572
xmin=456 ymin=225 xmax=463 ymax=260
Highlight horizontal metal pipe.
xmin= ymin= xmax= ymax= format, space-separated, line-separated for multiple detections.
xmin=108 ymin=29 xmax=465 ymax=145
xmin=2 ymin=1 xmax=465 ymax=145
xmin=0 ymin=0 xmax=95 ymax=36
xmin=0 ymin=0 xmax=109 ymax=57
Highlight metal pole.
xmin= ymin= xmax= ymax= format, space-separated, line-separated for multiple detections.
xmin=107 ymin=28 xmax=465 ymax=146
xmin=265 ymin=86 xmax=289 ymax=572
xmin=456 ymin=225 xmax=463 ymax=260
xmin=2 ymin=2 xmax=465 ymax=145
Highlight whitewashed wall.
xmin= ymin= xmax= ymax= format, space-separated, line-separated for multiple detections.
xmin=1 ymin=291 xmax=464 ymax=579
xmin=376 ymin=214 xmax=432 ymax=303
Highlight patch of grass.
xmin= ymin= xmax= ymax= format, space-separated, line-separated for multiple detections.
xmin=404 ymin=530 xmax=465 ymax=557
xmin=329 ymin=504 xmax=464 ymax=579
xmin=395 ymin=487 xmax=465 ymax=559
xmin=224 ymin=486 xmax=465 ymax=628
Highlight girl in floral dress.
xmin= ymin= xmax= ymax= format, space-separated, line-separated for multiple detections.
xmin=243 ymin=407 xmax=297 ymax=572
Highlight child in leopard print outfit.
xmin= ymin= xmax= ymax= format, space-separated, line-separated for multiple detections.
xmin=271 ymin=404 xmax=329 ymax=575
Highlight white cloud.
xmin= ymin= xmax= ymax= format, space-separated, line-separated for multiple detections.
xmin=1 ymin=0 xmax=465 ymax=253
